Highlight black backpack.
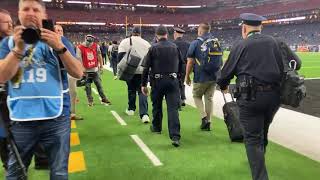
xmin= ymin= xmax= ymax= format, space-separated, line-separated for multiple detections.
xmin=277 ymin=40 xmax=306 ymax=108
xmin=197 ymin=36 xmax=223 ymax=77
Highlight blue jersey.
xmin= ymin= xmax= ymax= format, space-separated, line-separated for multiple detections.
xmin=0 ymin=37 xmax=77 ymax=121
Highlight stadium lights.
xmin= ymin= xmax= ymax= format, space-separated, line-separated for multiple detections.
xmin=167 ymin=5 xmax=202 ymax=9
xmin=188 ymin=24 xmax=200 ymax=27
xmin=263 ymin=16 xmax=306 ymax=24
xmin=100 ymin=2 xmax=130 ymax=6
xmin=42 ymin=0 xmax=52 ymax=2
xmin=56 ymin=21 xmax=106 ymax=25
xmin=136 ymin=4 xmax=158 ymax=8
xmin=66 ymin=1 xmax=91 ymax=4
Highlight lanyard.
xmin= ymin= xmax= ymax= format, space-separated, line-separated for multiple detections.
xmin=247 ymin=31 xmax=261 ymax=38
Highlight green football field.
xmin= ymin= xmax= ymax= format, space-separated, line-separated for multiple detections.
xmin=223 ymin=52 xmax=320 ymax=78
xmin=0 ymin=53 xmax=320 ymax=180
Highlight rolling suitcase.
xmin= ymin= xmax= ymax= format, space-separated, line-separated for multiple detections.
xmin=222 ymin=92 xmax=244 ymax=142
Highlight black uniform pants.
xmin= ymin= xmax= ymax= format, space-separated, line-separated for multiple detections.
xmin=237 ymin=90 xmax=280 ymax=180
xmin=180 ymin=72 xmax=186 ymax=101
xmin=151 ymin=77 xmax=181 ymax=140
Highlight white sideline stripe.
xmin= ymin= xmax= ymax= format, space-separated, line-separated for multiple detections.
xmin=305 ymin=77 xmax=320 ymax=80
xmin=111 ymin=110 xmax=127 ymax=126
xmin=184 ymin=84 xmax=320 ymax=162
xmin=130 ymin=135 xmax=163 ymax=167
xmin=91 ymin=88 xmax=99 ymax=95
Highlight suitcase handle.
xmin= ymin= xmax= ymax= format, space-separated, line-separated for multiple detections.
xmin=221 ymin=91 xmax=235 ymax=103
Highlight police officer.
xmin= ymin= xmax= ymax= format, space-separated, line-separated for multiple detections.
xmin=141 ymin=25 xmax=183 ymax=147
xmin=173 ymin=27 xmax=190 ymax=107
xmin=217 ymin=13 xmax=301 ymax=180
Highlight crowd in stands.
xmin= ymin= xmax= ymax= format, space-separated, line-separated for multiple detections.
xmin=1 ymin=0 xmax=320 ymax=24
xmin=64 ymin=22 xmax=320 ymax=51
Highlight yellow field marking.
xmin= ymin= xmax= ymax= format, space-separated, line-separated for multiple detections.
xmin=68 ymin=151 xmax=86 ymax=173
xmin=70 ymin=132 xmax=80 ymax=146
xmin=71 ymin=120 xmax=77 ymax=129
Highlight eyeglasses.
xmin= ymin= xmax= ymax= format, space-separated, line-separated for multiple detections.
xmin=0 ymin=21 xmax=13 ymax=26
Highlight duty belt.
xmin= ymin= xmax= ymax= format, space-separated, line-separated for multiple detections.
xmin=255 ymin=85 xmax=274 ymax=92
xmin=154 ymin=73 xmax=177 ymax=79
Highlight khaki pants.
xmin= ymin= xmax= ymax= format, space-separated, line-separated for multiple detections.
xmin=68 ymin=75 xmax=78 ymax=115
xmin=192 ymin=81 xmax=216 ymax=122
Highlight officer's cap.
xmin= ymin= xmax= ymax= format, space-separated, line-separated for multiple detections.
xmin=132 ymin=26 xmax=141 ymax=34
xmin=240 ymin=13 xmax=267 ymax=26
xmin=173 ymin=27 xmax=185 ymax=34
xmin=156 ymin=25 xmax=168 ymax=36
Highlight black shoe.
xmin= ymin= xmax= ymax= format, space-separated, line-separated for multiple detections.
xmin=172 ymin=139 xmax=180 ymax=147
xmin=181 ymin=100 xmax=186 ymax=107
xmin=150 ymin=126 xmax=161 ymax=134
xmin=200 ymin=117 xmax=211 ymax=131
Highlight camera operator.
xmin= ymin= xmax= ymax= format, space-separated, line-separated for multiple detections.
xmin=0 ymin=0 xmax=83 ymax=179
xmin=0 ymin=8 xmax=13 ymax=172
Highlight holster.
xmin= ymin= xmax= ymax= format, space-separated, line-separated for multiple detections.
xmin=235 ymin=76 xmax=257 ymax=101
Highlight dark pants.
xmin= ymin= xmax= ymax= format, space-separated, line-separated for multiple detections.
xmin=237 ymin=91 xmax=280 ymax=180
xmin=102 ymin=53 xmax=107 ymax=65
xmin=126 ymin=74 xmax=148 ymax=118
xmin=180 ymin=72 xmax=186 ymax=101
xmin=111 ymin=59 xmax=118 ymax=76
xmin=0 ymin=93 xmax=10 ymax=170
xmin=85 ymin=72 xmax=107 ymax=102
xmin=151 ymin=77 xmax=181 ymax=140
xmin=6 ymin=116 xmax=71 ymax=180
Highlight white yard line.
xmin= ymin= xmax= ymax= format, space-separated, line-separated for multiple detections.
xmin=111 ymin=111 xmax=127 ymax=126
xmin=305 ymin=77 xmax=320 ymax=80
xmin=92 ymin=88 xmax=99 ymax=95
xmin=130 ymin=135 xmax=163 ymax=166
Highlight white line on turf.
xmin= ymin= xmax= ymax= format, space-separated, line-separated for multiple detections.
xmin=111 ymin=111 xmax=127 ymax=126
xmin=305 ymin=77 xmax=320 ymax=80
xmin=91 ymin=88 xmax=109 ymax=106
xmin=130 ymin=135 xmax=163 ymax=166
xmin=92 ymin=88 xmax=99 ymax=95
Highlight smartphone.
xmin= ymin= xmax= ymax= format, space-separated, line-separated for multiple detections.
xmin=42 ymin=19 xmax=54 ymax=31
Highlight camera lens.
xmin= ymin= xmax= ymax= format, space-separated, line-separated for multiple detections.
xmin=21 ymin=27 xmax=40 ymax=44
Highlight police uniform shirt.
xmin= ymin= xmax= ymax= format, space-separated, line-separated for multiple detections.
xmin=118 ymin=36 xmax=151 ymax=74
xmin=141 ymin=38 xmax=183 ymax=86
xmin=173 ymin=37 xmax=190 ymax=64
xmin=217 ymin=32 xmax=284 ymax=90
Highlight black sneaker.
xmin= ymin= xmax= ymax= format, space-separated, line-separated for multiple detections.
xmin=150 ymin=126 xmax=161 ymax=134
xmin=34 ymin=164 xmax=49 ymax=170
xmin=181 ymin=100 xmax=186 ymax=107
xmin=101 ymin=98 xmax=111 ymax=105
xmin=200 ymin=117 xmax=211 ymax=131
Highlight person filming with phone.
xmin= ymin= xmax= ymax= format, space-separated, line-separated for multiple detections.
xmin=0 ymin=0 xmax=83 ymax=179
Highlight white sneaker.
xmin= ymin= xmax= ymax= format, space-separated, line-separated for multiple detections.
xmin=125 ymin=109 xmax=134 ymax=116
xmin=141 ymin=115 xmax=150 ymax=123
